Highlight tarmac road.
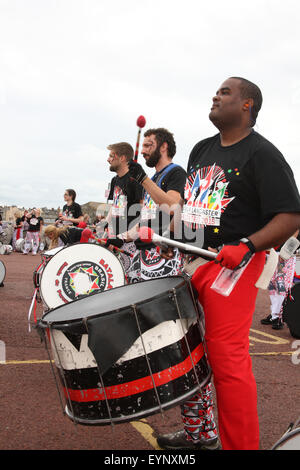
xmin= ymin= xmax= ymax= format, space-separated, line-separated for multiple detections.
xmin=0 ymin=252 xmax=299 ymax=452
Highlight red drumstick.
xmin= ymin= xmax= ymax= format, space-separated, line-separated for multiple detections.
xmin=134 ymin=115 xmax=146 ymax=162
xmin=80 ymin=228 xmax=133 ymax=257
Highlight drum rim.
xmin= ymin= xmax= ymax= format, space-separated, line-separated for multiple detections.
xmin=39 ymin=242 xmax=126 ymax=309
xmin=0 ymin=260 xmax=6 ymax=283
xmin=271 ymin=426 xmax=300 ymax=449
xmin=39 ymin=274 xmax=188 ymax=327
xmin=63 ymin=371 xmax=212 ymax=426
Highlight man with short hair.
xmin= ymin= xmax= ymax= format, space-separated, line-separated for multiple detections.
xmin=127 ymin=128 xmax=187 ymax=280
xmin=104 ymin=142 xmax=144 ymax=270
xmin=157 ymin=77 xmax=300 ymax=450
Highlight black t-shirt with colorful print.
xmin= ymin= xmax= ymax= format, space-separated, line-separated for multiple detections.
xmin=182 ymin=131 xmax=300 ymax=249
xmin=27 ymin=215 xmax=44 ymax=232
xmin=108 ymin=171 xmax=144 ymax=236
xmin=137 ymin=163 xmax=187 ymax=249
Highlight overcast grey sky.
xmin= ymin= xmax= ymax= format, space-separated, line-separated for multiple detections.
xmin=1 ymin=0 xmax=300 ymax=209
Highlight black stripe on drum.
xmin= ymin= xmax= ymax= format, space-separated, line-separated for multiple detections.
xmin=58 ymin=323 xmax=203 ymax=390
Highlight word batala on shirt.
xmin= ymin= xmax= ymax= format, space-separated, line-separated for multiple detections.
xmin=103 ymin=453 xmax=197 ymax=467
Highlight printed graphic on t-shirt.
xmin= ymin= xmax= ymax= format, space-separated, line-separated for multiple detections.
xmin=62 ymin=209 xmax=74 ymax=226
xmin=111 ymin=186 xmax=127 ymax=217
xmin=182 ymin=164 xmax=235 ymax=228
xmin=30 ymin=218 xmax=38 ymax=226
xmin=141 ymin=192 xmax=157 ymax=220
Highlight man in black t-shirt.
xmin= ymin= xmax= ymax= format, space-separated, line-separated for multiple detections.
xmin=157 ymin=77 xmax=300 ymax=451
xmin=56 ymin=189 xmax=83 ymax=227
xmin=104 ymin=142 xmax=144 ymax=271
xmin=126 ymin=128 xmax=187 ymax=281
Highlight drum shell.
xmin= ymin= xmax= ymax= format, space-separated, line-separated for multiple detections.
xmin=282 ymin=283 xmax=300 ymax=338
xmin=41 ymin=277 xmax=211 ymax=425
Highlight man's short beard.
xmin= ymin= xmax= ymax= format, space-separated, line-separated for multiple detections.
xmin=145 ymin=148 xmax=161 ymax=168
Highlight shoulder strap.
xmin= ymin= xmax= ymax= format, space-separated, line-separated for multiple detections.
xmin=152 ymin=163 xmax=179 ymax=188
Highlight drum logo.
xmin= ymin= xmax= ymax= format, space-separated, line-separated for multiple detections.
xmin=55 ymin=260 xmax=113 ymax=302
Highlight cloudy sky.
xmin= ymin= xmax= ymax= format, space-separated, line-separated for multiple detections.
xmin=1 ymin=0 xmax=300 ymax=210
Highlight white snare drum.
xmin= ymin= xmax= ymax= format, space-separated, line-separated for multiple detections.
xmin=40 ymin=243 xmax=126 ymax=309
xmin=0 ymin=260 xmax=6 ymax=286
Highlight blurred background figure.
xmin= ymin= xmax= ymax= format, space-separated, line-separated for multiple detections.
xmin=23 ymin=208 xmax=44 ymax=255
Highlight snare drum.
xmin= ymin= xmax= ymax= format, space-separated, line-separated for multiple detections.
xmin=0 ymin=260 xmax=6 ymax=286
xmin=38 ymin=276 xmax=211 ymax=425
xmin=39 ymin=243 xmax=126 ymax=310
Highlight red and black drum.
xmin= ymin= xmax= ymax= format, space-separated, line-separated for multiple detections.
xmin=37 ymin=276 xmax=211 ymax=425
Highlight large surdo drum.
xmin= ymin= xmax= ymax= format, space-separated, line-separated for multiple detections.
xmin=38 ymin=276 xmax=211 ymax=425
xmin=38 ymin=243 xmax=126 ymax=310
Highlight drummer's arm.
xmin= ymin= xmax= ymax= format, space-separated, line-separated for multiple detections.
xmin=142 ymin=179 xmax=182 ymax=215
xmin=117 ymin=199 xmax=144 ymax=243
xmin=247 ymin=213 xmax=300 ymax=252
xmin=60 ymin=215 xmax=84 ymax=225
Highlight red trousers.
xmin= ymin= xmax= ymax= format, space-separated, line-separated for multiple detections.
xmin=192 ymin=252 xmax=265 ymax=450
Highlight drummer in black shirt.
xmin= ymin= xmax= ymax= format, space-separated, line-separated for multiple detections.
xmin=104 ymin=142 xmax=144 ymax=271
xmin=56 ymin=189 xmax=83 ymax=227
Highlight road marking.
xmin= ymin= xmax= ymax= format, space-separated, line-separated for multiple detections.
xmin=0 ymin=360 xmax=51 ymax=365
xmin=249 ymin=328 xmax=290 ymax=346
xmin=130 ymin=419 xmax=162 ymax=450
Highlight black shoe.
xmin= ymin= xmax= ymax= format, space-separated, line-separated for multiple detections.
xmin=261 ymin=314 xmax=272 ymax=325
xmin=271 ymin=317 xmax=284 ymax=330
xmin=156 ymin=430 xmax=221 ymax=450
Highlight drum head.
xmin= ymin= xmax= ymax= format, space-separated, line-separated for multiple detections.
xmin=40 ymin=243 xmax=125 ymax=309
xmin=41 ymin=276 xmax=186 ymax=324
xmin=0 ymin=260 xmax=6 ymax=284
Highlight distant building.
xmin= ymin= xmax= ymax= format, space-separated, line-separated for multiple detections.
xmin=0 ymin=202 xmax=111 ymax=225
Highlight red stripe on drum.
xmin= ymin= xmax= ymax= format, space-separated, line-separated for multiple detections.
xmin=64 ymin=343 xmax=204 ymax=402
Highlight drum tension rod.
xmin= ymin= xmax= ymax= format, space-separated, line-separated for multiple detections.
xmin=131 ymin=304 xmax=165 ymax=420
xmin=83 ymin=317 xmax=116 ymax=432
xmin=171 ymin=288 xmax=203 ymax=392
xmin=48 ymin=324 xmax=78 ymax=426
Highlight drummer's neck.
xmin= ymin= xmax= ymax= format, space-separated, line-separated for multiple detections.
xmin=117 ymin=166 xmax=130 ymax=178
xmin=155 ymin=156 xmax=173 ymax=173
